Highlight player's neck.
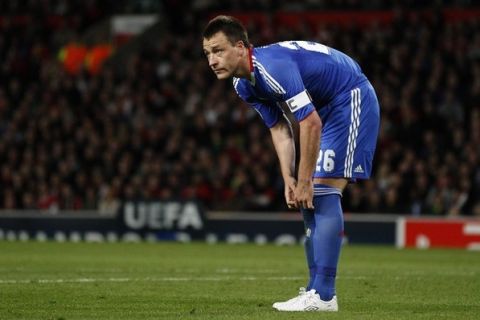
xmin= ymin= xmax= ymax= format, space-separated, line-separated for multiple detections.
xmin=235 ymin=47 xmax=254 ymax=82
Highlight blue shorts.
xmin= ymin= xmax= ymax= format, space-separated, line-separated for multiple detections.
xmin=313 ymin=81 xmax=380 ymax=180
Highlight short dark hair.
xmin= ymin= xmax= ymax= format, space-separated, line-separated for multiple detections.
xmin=203 ymin=15 xmax=250 ymax=47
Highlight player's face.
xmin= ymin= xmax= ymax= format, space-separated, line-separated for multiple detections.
xmin=203 ymin=32 xmax=243 ymax=80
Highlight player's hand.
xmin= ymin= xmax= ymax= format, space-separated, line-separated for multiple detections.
xmin=294 ymin=179 xmax=314 ymax=209
xmin=284 ymin=176 xmax=297 ymax=209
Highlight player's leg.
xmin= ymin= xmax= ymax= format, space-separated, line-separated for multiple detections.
xmin=310 ymin=185 xmax=344 ymax=301
xmin=302 ymin=208 xmax=316 ymax=290
xmin=274 ymin=83 xmax=380 ymax=312
xmin=308 ymin=82 xmax=379 ymax=306
xmin=272 ymin=208 xmax=314 ymax=309
xmin=273 ymin=187 xmax=344 ymax=312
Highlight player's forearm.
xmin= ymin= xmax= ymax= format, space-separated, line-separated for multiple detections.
xmin=297 ymin=112 xmax=322 ymax=184
xmin=270 ymin=119 xmax=295 ymax=180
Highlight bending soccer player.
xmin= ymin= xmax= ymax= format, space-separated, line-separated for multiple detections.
xmin=202 ymin=16 xmax=380 ymax=312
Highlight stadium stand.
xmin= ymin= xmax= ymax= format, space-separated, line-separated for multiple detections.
xmin=0 ymin=1 xmax=479 ymax=215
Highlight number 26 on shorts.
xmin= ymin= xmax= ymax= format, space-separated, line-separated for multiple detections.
xmin=316 ymin=149 xmax=335 ymax=173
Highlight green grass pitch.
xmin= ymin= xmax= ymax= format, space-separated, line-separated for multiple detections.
xmin=0 ymin=242 xmax=479 ymax=320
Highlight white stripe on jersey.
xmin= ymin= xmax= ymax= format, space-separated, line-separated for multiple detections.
xmin=344 ymin=88 xmax=361 ymax=177
xmin=253 ymin=61 xmax=285 ymax=95
xmin=232 ymin=77 xmax=240 ymax=95
xmin=252 ymin=57 xmax=286 ymax=95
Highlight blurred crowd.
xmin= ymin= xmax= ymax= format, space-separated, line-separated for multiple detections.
xmin=0 ymin=1 xmax=479 ymax=215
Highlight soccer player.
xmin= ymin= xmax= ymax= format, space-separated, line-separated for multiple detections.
xmin=202 ymin=16 xmax=380 ymax=312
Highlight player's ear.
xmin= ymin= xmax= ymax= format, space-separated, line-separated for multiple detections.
xmin=236 ymin=41 xmax=245 ymax=56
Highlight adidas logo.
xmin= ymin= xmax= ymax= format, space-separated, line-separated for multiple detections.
xmin=353 ymin=164 xmax=364 ymax=173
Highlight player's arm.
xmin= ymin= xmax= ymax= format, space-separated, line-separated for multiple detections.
xmin=296 ymin=110 xmax=322 ymax=209
xmin=233 ymin=78 xmax=298 ymax=208
xmin=270 ymin=115 xmax=297 ymax=209
xmin=232 ymin=79 xmax=298 ymax=208
xmin=260 ymin=59 xmax=321 ymax=209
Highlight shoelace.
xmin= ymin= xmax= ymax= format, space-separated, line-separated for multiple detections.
xmin=304 ymin=290 xmax=319 ymax=301
xmin=282 ymin=287 xmax=307 ymax=304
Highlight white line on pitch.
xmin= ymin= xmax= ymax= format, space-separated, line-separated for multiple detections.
xmin=1 ymin=270 xmax=476 ymax=285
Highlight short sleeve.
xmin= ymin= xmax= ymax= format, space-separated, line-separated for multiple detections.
xmin=255 ymin=58 xmax=315 ymax=122
xmin=250 ymin=100 xmax=282 ymax=128
xmin=233 ymin=78 xmax=282 ymax=128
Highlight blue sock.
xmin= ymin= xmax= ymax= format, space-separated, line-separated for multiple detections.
xmin=310 ymin=185 xmax=344 ymax=301
xmin=301 ymin=208 xmax=315 ymax=290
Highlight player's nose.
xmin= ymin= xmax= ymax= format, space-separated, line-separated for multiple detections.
xmin=208 ymin=55 xmax=218 ymax=67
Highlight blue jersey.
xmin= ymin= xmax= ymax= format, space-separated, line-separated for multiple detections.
xmin=233 ymin=40 xmax=368 ymax=128
xmin=233 ymin=40 xmax=380 ymax=180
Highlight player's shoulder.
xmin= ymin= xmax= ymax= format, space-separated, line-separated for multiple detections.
xmin=252 ymin=46 xmax=296 ymax=96
xmin=232 ymin=77 xmax=255 ymax=101
xmin=252 ymin=44 xmax=290 ymax=70
xmin=232 ymin=77 xmax=248 ymax=93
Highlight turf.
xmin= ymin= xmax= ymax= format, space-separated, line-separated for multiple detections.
xmin=0 ymin=242 xmax=479 ymax=320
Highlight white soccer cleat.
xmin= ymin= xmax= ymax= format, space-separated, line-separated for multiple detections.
xmin=273 ymin=289 xmax=338 ymax=312
xmin=272 ymin=287 xmax=306 ymax=309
